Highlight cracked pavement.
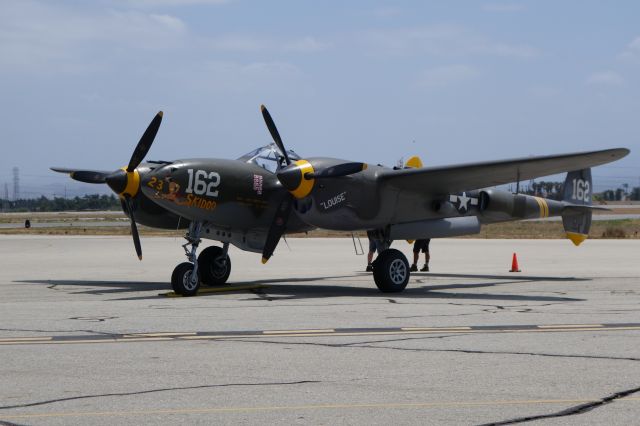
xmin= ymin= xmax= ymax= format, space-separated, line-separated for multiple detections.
xmin=0 ymin=236 xmax=639 ymax=425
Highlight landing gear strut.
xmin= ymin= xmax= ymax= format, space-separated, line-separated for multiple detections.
xmin=171 ymin=221 xmax=203 ymax=296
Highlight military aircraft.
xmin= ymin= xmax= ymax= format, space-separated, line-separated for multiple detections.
xmin=52 ymin=106 xmax=629 ymax=295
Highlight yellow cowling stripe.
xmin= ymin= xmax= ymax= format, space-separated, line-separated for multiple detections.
xmin=291 ymin=160 xmax=315 ymax=199
xmin=533 ymin=197 xmax=544 ymax=218
xmin=540 ymin=198 xmax=549 ymax=218
xmin=120 ymin=168 xmax=140 ymax=198
xmin=533 ymin=196 xmax=548 ymax=218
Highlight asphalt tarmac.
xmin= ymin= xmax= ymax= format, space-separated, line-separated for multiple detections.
xmin=0 ymin=236 xmax=639 ymax=425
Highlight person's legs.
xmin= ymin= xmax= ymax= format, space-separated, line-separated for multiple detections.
xmin=411 ymin=241 xmax=420 ymax=271
xmin=421 ymin=239 xmax=431 ymax=271
xmin=366 ymin=239 xmax=376 ymax=271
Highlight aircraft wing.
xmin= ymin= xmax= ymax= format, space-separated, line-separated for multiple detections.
xmin=378 ymin=148 xmax=629 ymax=194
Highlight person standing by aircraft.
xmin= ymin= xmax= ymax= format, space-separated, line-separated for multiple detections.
xmin=410 ymin=239 xmax=430 ymax=272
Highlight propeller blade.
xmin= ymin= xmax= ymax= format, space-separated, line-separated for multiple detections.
xmin=260 ymin=105 xmax=290 ymax=165
xmin=305 ymin=162 xmax=367 ymax=179
xmin=50 ymin=168 xmax=109 ymax=184
xmin=127 ymin=111 xmax=163 ymax=172
xmin=123 ymin=195 xmax=142 ymax=260
xmin=261 ymin=195 xmax=293 ymax=263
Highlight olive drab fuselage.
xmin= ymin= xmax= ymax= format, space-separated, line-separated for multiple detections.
xmin=140 ymin=159 xmax=305 ymax=231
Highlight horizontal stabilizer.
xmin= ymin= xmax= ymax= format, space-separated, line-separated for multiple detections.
xmin=562 ymin=204 xmax=609 ymax=214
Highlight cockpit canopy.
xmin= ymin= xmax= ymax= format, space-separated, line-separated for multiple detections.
xmin=238 ymin=143 xmax=302 ymax=173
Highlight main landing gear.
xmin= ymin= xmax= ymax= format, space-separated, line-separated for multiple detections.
xmin=170 ymin=222 xmax=232 ymax=296
xmin=371 ymin=249 xmax=410 ymax=293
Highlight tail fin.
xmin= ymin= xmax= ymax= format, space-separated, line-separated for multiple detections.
xmin=561 ymin=168 xmax=592 ymax=246
xmin=405 ymin=155 xmax=423 ymax=169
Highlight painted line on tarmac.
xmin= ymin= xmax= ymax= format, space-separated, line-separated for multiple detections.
xmin=1 ymin=323 xmax=639 ymax=346
xmin=402 ymin=326 xmax=472 ymax=331
xmin=263 ymin=329 xmax=335 ymax=335
xmin=122 ymin=332 xmax=198 ymax=338
xmin=3 ymin=397 xmax=640 ymax=420
xmin=0 ymin=336 xmax=52 ymax=342
xmin=537 ymin=324 xmax=603 ymax=329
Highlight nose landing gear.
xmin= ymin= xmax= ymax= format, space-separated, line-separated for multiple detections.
xmin=170 ymin=222 xmax=233 ymax=296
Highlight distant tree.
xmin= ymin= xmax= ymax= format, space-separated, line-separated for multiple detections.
xmin=0 ymin=194 xmax=121 ymax=212
xmin=525 ymin=181 xmax=563 ymax=200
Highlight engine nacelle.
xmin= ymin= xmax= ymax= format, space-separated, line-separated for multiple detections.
xmin=479 ymin=189 xmax=561 ymax=221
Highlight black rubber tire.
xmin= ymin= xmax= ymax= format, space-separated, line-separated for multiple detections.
xmin=197 ymin=246 xmax=231 ymax=286
xmin=372 ymin=249 xmax=410 ymax=293
xmin=171 ymin=262 xmax=200 ymax=296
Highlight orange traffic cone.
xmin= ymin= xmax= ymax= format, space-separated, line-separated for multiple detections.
xmin=509 ymin=253 xmax=521 ymax=272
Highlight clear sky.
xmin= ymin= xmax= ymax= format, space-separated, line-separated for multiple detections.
xmin=1 ymin=0 xmax=638 ymax=197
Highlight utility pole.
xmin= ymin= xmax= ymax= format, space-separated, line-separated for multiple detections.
xmin=12 ymin=167 xmax=19 ymax=201
xmin=2 ymin=183 xmax=8 ymax=212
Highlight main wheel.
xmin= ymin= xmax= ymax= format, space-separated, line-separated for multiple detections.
xmin=171 ymin=262 xmax=200 ymax=296
xmin=372 ymin=249 xmax=410 ymax=293
xmin=197 ymin=246 xmax=231 ymax=286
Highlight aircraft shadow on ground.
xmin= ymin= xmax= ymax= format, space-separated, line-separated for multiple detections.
xmin=16 ymin=272 xmax=586 ymax=303
xmin=15 ymin=279 xmax=170 ymax=295
xmin=237 ymin=275 xmax=585 ymax=303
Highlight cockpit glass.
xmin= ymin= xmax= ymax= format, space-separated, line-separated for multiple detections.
xmin=237 ymin=143 xmax=301 ymax=173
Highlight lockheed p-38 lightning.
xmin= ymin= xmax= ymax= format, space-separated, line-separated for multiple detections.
xmin=52 ymin=106 xmax=629 ymax=295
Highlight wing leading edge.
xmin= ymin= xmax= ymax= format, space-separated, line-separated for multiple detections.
xmin=378 ymin=148 xmax=629 ymax=194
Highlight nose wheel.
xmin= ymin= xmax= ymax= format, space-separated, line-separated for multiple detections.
xmin=171 ymin=262 xmax=200 ymax=296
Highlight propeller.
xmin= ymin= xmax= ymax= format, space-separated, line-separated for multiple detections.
xmin=49 ymin=168 xmax=110 ymax=184
xmin=51 ymin=111 xmax=163 ymax=260
xmin=261 ymin=105 xmax=290 ymax=165
xmin=258 ymin=105 xmax=367 ymax=263
xmin=127 ymin=111 xmax=163 ymax=172
xmin=122 ymin=195 xmax=142 ymax=260
xmin=261 ymin=196 xmax=293 ymax=264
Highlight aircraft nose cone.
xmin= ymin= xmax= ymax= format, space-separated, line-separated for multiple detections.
xmin=276 ymin=165 xmax=302 ymax=192
xmin=276 ymin=160 xmax=315 ymax=199
xmin=106 ymin=168 xmax=141 ymax=197
xmin=106 ymin=169 xmax=127 ymax=194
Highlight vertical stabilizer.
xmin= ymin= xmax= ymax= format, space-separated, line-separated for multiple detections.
xmin=405 ymin=155 xmax=423 ymax=169
xmin=562 ymin=169 xmax=592 ymax=246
